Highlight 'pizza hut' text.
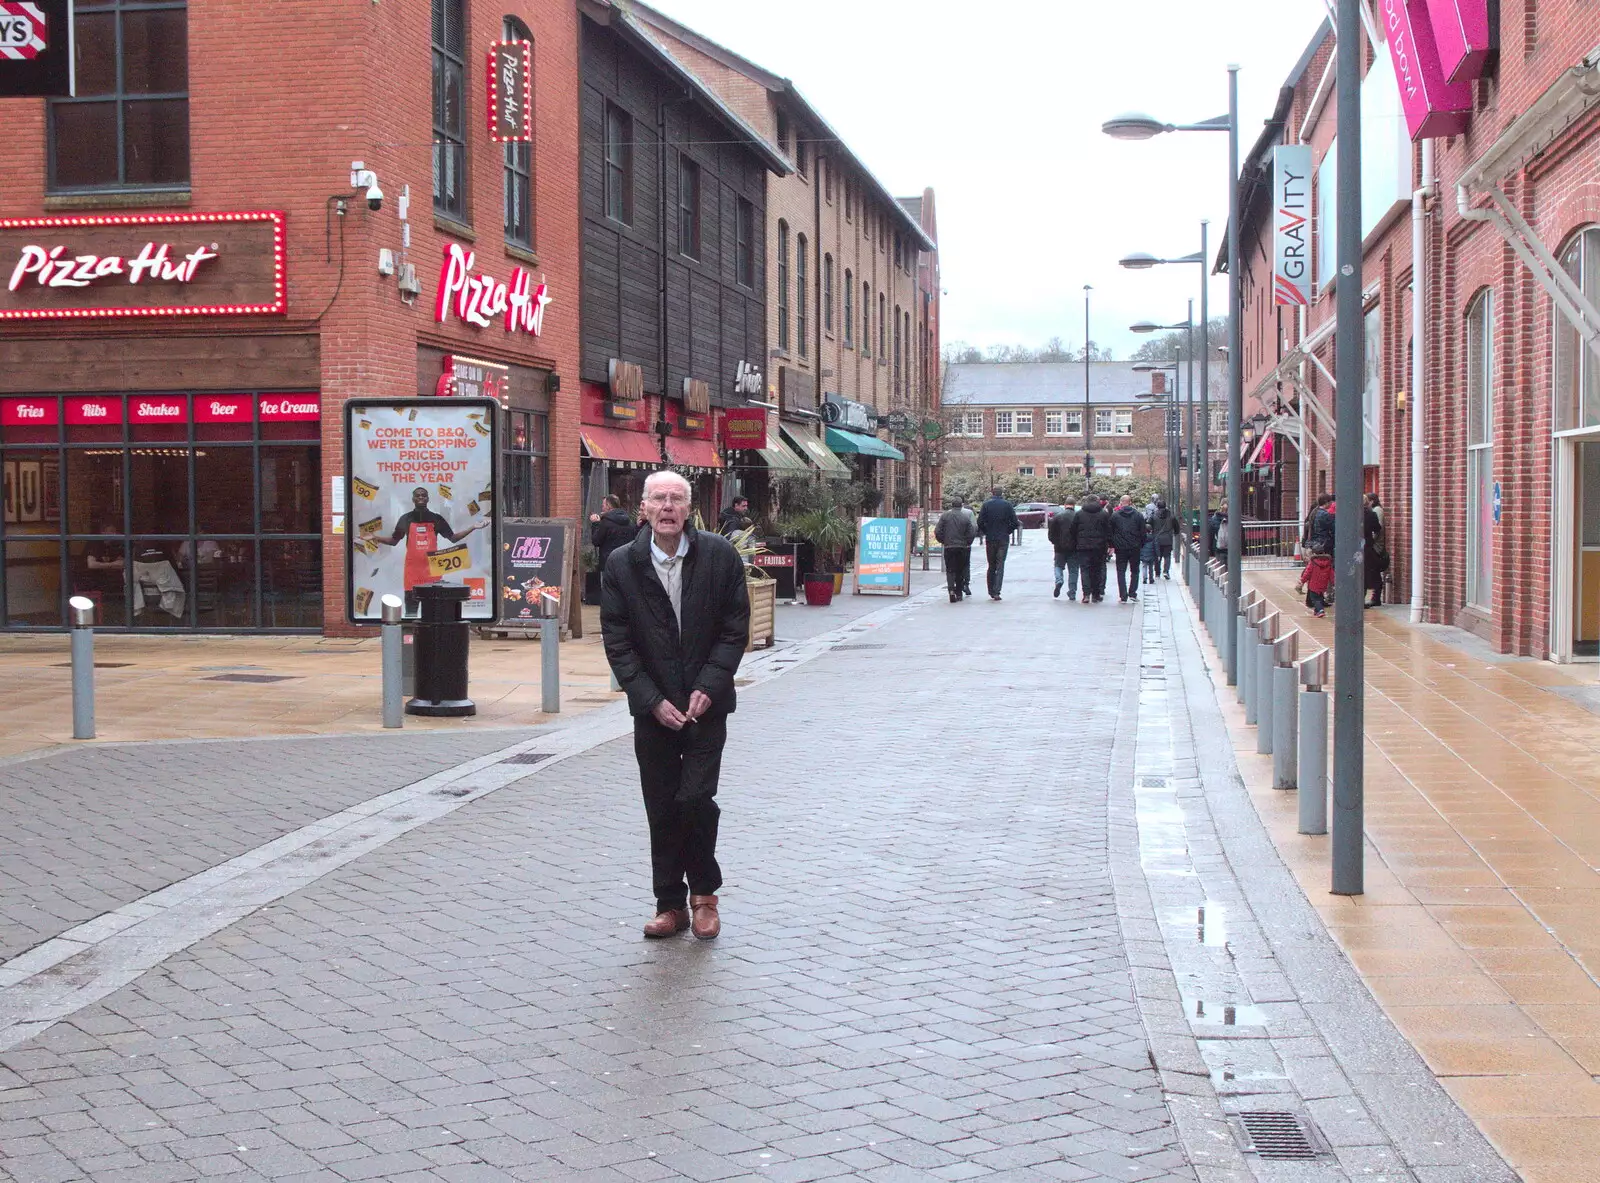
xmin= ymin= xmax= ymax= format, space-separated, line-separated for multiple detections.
xmin=8 ymin=242 xmax=220 ymax=291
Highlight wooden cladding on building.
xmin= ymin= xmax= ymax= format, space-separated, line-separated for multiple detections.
xmin=681 ymin=377 xmax=710 ymax=414
xmin=0 ymin=333 xmax=318 ymax=394
xmin=779 ymin=366 xmax=816 ymax=419
xmin=578 ymin=19 xmax=766 ymax=408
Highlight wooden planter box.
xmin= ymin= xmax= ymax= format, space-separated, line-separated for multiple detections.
xmin=746 ymin=577 xmax=776 ymax=651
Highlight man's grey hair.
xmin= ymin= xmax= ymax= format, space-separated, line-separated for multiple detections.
xmin=643 ymin=470 xmax=693 ymax=498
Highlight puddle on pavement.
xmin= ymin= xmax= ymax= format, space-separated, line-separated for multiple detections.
xmin=1167 ymin=903 xmax=1229 ymax=946
xmin=1185 ymin=997 xmax=1269 ymax=1027
xmin=1209 ymin=1067 xmax=1291 ymax=1093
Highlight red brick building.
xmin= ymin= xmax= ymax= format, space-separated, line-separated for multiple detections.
xmin=1235 ymin=6 xmax=1600 ymax=661
xmin=940 ymin=362 xmax=1174 ymax=485
xmin=0 ymin=0 xmax=582 ymax=635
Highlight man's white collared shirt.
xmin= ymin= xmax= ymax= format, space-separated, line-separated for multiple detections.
xmin=649 ymin=532 xmax=690 ymax=628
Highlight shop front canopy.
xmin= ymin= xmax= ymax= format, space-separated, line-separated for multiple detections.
xmin=781 ymin=425 xmax=852 ymax=479
xmin=665 ymin=434 xmax=723 ymax=472
xmin=581 ymin=425 xmax=665 ymax=468
xmin=731 ymin=432 xmax=809 ymax=474
xmin=824 ymin=426 xmax=905 ymax=462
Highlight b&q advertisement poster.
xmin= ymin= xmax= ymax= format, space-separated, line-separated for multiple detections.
xmin=343 ymin=398 xmax=499 ymax=622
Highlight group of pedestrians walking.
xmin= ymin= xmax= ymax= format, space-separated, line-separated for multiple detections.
xmin=934 ymin=488 xmax=1179 ymax=605
xmin=1294 ymin=491 xmax=1389 ymax=616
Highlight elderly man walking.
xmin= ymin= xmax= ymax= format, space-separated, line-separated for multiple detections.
xmin=601 ymin=470 xmax=750 ymax=941
xmin=934 ymin=498 xmax=978 ymax=602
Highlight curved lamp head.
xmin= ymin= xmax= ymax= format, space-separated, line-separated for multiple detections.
xmin=1102 ymin=113 xmax=1172 ymax=140
xmin=1119 ymin=251 xmax=1161 ymax=270
xmin=1129 ymin=320 xmax=1164 ymax=334
xmin=1131 ymin=362 xmax=1157 ymax=372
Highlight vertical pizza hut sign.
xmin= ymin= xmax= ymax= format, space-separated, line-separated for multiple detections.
xmin=344 ymin=397 xmax=500 ymax=623
xmin=0 ymin=0 xmax=72 ymax=98
xmin=487 ymin=39 xmax=532 ymax=142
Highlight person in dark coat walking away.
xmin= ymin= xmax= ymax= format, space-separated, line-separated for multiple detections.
xmin=1208 ymin=501 xmax=1229 ymax=569
xmin=1140 ymin=533 xmax=1159 ymax=585
xmin=718 ymin=496 xmax=753 ymax=538
xmin=590 ymin=495 xmax=636 ymax=571
xmin=1149 ymin=497 xmax=1177 ymax=578
xmin=976 ymin=487 xmax=1020 ymax=600
xmin=1305 ymin=493 xmax=1335 ymax=556
xmin=1108 ymin=495 xmax=1150 ymax=603
xmin=601 ymin=470 xmax=750 ymax=942
xmin=1047 ymin=498 xmax=1079 ymax=599
xmin=1297 ymin=543 xmax=1334 ymax=617
xmin=1363 ymin=494 xmax=1388 ymax=608
xmin=934 ymin=498 xmax=978 ymax=602
xmin=1066 ymin=495 xmax=1113 ymax=602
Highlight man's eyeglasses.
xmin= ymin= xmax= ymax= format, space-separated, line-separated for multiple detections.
xmin=645 ymin=493 xmax=690 ymax=507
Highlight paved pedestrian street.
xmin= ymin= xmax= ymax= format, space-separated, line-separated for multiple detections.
xmin=0 ymin=545 xmax=1513 ymax=1182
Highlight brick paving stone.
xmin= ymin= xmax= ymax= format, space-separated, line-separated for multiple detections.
xmin=0 ymin=546 xmax=1207 ymax=1181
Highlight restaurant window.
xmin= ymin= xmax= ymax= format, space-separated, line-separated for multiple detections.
xmin=843 ymin=270 xmax=854 ymax=346
xmin=795 ymin=234 xmax=808 ymax=358
xmin=823 ymin=254 xmax=834 ymax=335
xmin=1 ymin=393 xmax=322 ymax=631
xmin=735 ymin=196 xmax=754 ymax=288
xmin=603 ymin=100 xmax=633 ymax=225
xmin=503 ymin=409 xmax=550 ymax=518
xmin=677 ymin=153 xmax=701 ymax=259
xmin=1555 ymin=227 xmax=1600 ymax=432
xmin=49 ymin=0 xmax=190 ymax=191
xmin=1466 ymin=289 xmax=1494 ymax=608
xmin=432 ymin=0 xmax=468 ymax=221
xmin=502 ymin=17 xmax=533 ymax=248
xmin=777 ymin=220 xmax=790 ymax=352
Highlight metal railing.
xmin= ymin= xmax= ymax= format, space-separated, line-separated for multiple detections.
xmin=1239 ymin=519 xmax=1303 ymax=569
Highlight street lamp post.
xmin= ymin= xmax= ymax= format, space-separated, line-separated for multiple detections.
xmin=1130 ymin=305 xmax=1198 ymax=613
xmin=1083 ymin=285 xmax=1093 ymax=495
xmin=1132 ymin=361 xmax=1180 ymax=510
xmin=1104 ymin=71 xmax=1243 ymax=685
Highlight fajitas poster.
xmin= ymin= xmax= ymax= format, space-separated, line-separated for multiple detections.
xmin=344 ymin=398 xmax=499 ymax=622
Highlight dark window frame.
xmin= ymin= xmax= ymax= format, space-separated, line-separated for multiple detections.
xmin=795 ymin=233 xmax=808 ymax=358
xmin=823 ymin=254 xmax=834 ymax=335
xmin=501 ymin=16 xmax=534 ymax=249
xmin=603 ymin=100 xmax=634 ymax=225
xmin=676 ymin=152 xmax=701 ymax=259
xmin=844 ymin=268 xmax=854 ymax=346
xmin=47 ymin=0 xmax=190 ymax=193
xmin=862 ymin=282 xmax=871 ymax=356
xmin=777 ymin=220 xmax=790 ymax=353
xmin=433 ymin=0 xmax=469 ymax=222
xmin=735 ymin=196 xmax=755 ymax=288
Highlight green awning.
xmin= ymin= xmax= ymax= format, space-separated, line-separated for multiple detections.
xmin=781 ymin=425 xmax=852 ymax=479
xmin=748 ymin=433 xmax=810 ymax=473
xmin=825 ymin=426 xmax=905 ymax=461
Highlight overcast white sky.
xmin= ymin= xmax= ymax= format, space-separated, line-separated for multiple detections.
xmin=644 ymin=0 xmax=1329 ymax=360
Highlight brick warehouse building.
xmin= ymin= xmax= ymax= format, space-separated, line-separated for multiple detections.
xmin=0 ymin=0 xmax=582 ymax=635
xmin=621 ymin=1 xmax=941 ymax=520
xmin=1234 ymin=6 xmax=1600 ymax=660
xmin=940 ymin=362 xmax=1175 ymax=485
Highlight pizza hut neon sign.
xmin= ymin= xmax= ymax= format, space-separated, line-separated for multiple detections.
xmin=435 ymin=242 xmax=550 ymax=337
xmin=9 ymin=240 xmax=219 ymax=290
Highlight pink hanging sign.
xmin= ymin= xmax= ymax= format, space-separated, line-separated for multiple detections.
xmin=1381 ymin=0 xmax=1472 ymax=140
xmin=1426 ymin=0 xmax=1492 ymax=84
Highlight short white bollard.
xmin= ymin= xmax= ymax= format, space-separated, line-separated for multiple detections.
xmin=69 ymin=595 xmax=96 ymax=740
xmin=1272 ymin=630 xmax=1300 ymax=789
xmin=380 ymin=594 xmax=404 ymax=729
xmin=1255 ymin=611 xmax=1279 ymax=755
xmin=1298 ymin=648 xmax=1330 ymax=834
xmin=540 ymin=594 xmax=561 ymax=714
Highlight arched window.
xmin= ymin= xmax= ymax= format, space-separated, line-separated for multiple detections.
xmin=502 ymin=16 xmax=534 ymax=248
xmin=862 ymin=282 xmax=871 ymax=356
xmin=1555 ymin=227 xmax=1600 ymax=432
xmin=823 ymin=254 xmax=834 ymax=335
xmin=777 ymin=220 xmax=790 ymax=352
xmin=1466 ymin=288 xmax=1494 ymax=608
xmin=796 ymin=234 xmax=808 ymax=358
xmin=844 ymin=269 xmax=854 ymax=346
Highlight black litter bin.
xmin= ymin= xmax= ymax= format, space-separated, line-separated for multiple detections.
xmin=407 ymin=584 xmax=476 ymax=717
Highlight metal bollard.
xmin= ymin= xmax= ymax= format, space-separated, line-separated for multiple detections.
xmin=1298 ymin=648 xmax=1330 ymax=834
xmin=1272 ymin=630 xmax=1300 ymax=788
xmin=380 ymin=594 xmax=404 ymax=729
xmin=68 ymin=595 xmax=95 ymax=740
xmin=1238 ymin=592 xmax=1259 ymax=710
xmin=1256 ymin=610 xmax=1279 ymax=754
xmin=539 ymin=594 xmax=561 ymax=714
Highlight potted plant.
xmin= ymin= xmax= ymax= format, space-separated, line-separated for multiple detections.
xmin=727 ymin=525 xmax=777 ymax=649
xmin=782 ymin=507 xmax=855 ymax=606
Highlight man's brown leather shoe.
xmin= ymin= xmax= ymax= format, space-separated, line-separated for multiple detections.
xmin=643 ymin=908 xmax=689 ymax=938
xmin=689 ymin=894 xmax=720 ymax=940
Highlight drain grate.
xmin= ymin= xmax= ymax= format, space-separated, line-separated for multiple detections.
xmin=204 ymin=673 xmax=296 ymax=684
xmin=500 ymin=752 xmax=556 ymax=765
xmin=1136 ymin=776 xmax=1169 ymax=788
xmin=831 ymin=643 xmax=886 ymax=651
xmin=1236 ymin=1111 xmax=1322 ymax=1160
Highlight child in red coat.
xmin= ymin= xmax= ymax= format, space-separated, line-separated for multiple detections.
xmin=1298 ymin=545 xmax=1334 ymax=617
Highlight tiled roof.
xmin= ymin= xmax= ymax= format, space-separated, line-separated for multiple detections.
xmin=941 ymin=362 xmax=1160 ymax=407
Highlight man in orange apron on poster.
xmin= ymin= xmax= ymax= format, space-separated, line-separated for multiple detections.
xmin=377 ymin=487 xmax=488 ymax=611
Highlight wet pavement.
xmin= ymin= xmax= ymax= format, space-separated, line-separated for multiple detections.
xmin=0 ymin=544 xmax=1513 ymax=1181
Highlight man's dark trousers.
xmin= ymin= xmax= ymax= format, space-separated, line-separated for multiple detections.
xmin=634 ymin=712 xmax=726 ymax=912
xmin=985 ymin=537 xmax=1009 ymax=597
xmin=1115 ymin=548 xmax=1141 ymax=600
xmin=945 ymin=547 xmax=970 ymax=598
xmin=1157 ymin=541 xmax=1173 ymax=577
xmin=1079 ymin=549 xmax=1108 ymax=600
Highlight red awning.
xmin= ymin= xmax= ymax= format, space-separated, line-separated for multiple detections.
xmin=581 ymin=425 xmax=662 ymax=466
xmin=665 ymin=435 xmax=723 ymax=470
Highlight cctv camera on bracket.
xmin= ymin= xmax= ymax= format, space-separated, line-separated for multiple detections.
xmin=350 ymin=161 xmax=383 ymax=212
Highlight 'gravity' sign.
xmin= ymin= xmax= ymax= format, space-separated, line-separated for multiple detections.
xmin=1272 ymin=145 xmax=1311 ymax=306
